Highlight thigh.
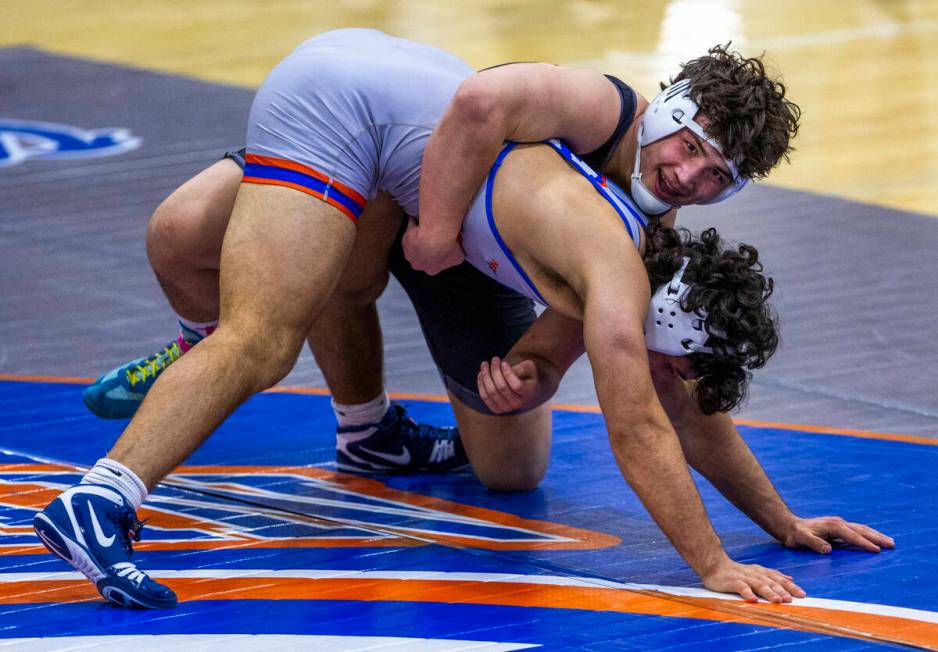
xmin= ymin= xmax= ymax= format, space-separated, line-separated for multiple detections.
xmin=332 ymin=192 xmax=404 ymax=300
xmin=219 ymin=183 xmax=356 ymax=348
xmin=212 ymin=151 xmax=402 ymax=293
xmin=449 ymin=391 xmax=552 ymax=491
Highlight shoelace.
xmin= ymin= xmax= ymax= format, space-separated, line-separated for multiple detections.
xmin=126 ymin=342 xmax=182 ymax=387
xmin=109 ymin=506 xmax=146 ymax=555
xmin=410 ymin=419 xmax=458 ymax=441
xmin=390 ymin=405 xmax=458 ymax=442
xmin=110 ymin=561 xmax=148 ymax=587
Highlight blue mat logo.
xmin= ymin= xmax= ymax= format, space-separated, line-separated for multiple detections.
xmin=0 ymin=118 xmax=141 ymax=167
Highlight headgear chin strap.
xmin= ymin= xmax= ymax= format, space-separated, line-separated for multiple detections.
xmin=644 ymin=257 xmax=726 ymax=356
xmin=631 ymin=79 xmax=748 ymax=215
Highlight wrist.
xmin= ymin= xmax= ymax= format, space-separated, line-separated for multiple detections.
xmin=419 ymin=221 xmax=462 ymax=243
xmin=772 ymin=513 xmax=801 ymax=545
xmin=691 ymin=548 xmax=732 ymax=578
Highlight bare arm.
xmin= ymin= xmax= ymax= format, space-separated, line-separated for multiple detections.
xmin=406 ymin=65 xmax=621 ymax=274
xmin=654 ymin=371 xmax=895 ymax=554
xmin=475 ymin=251 xmax=734 ymax=568
xmin=546 ymin=229 xmax=734 ymax=578
xmin=478 ymin=309 xmax=586 ymax=413
xmin=654 ymin=372 xmax=796 ymax=538
xmin=541 ymin=211 xmax=802 ymax=600
xmin=582 ymin=290 xmax=730 ymax=576
xmin=488 ymin=147 xmax=803 ymax=602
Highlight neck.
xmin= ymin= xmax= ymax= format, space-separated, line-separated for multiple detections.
xmin=602 ymin=105 xmax=644 ymax=193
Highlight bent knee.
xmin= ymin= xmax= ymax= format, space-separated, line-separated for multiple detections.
xmin=332 ymin=268 xmax=390 ymax=307
xmin=214 ymin=325 xmax=304 ymax=392
xmin=454 ymin=402 xmax=552 ymax=493
xmin=468 ymin=447 xmax=548 ymax=492
xmin=474 ymin=462 xmax=546 ymax=492
xmin=147 ymin=193 xmax=227 ymax=271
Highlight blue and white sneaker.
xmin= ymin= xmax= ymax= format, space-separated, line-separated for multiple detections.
xmin=336 ymin=403 xmax=470 ymax=474
xmin=83 ymin=338 xmax=186 ymax=419
xmin=33 ymin=485 xmax=177 ymax=609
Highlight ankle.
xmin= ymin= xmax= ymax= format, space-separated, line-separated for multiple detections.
xmin=332 ymin=392 xmax=390 ymax=429
xmin=81 ymin=458 xmax=148 ymax=511
xmin=177 ymin=316 xmax=218 ymax=345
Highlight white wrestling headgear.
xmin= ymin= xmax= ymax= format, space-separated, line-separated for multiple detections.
xmin=631 ymin=79 xmax=748 ymax=215
xmin=644 ymin=257 xmax=726 ymax=356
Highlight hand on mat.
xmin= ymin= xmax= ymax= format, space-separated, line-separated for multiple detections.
xmin=701 ymin=559 xmax=806 ymax=603
xmin=403 ymin=217 xmax=465 ymax=275
xmin=478 ymin=357 xmax=540 ymax=413
xmin=781 ymin=516 xmax=895 ymax=553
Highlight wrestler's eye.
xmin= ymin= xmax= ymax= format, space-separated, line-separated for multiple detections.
xmin=711 ymin=167 xmax=726 ymax=182
xmin=685 ymin=140 xmax=697 ymax=154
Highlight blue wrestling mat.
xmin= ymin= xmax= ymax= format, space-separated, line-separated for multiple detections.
xmin=1 ymin=379 xmax=936 ymax=650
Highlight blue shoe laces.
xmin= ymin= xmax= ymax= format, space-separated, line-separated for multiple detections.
xmin=109 ymin=505 xmax=146 ymax=555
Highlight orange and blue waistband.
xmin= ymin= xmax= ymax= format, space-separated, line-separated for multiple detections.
xmin=242 ymin=154 xmax=366 ymax=222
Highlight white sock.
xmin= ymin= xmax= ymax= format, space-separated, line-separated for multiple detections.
xmin=81 ymin=458 xmax=148 ymax=512
xmin=177 ymin=316 xmax=218 ymax=345
xmin=332 ymin=392 xmax=390 ymax=429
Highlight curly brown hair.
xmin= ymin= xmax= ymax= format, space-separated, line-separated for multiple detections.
xmin=644 ymin=223 xmax=779 ymax=414
xmin=665 ymin=44 xmax=801 ymax=180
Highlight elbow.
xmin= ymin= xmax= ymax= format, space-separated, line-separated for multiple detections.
xmin=607 ymin=407 xmax=665 ymax=445
xmin=450 ymin=76 xmax=505 ymax=131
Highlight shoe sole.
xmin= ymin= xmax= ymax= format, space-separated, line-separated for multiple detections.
xmin=335 ymin=459 xmax=472 ymax=475
xmin=32 ymin=513 xmax=176 ymax=609
xmin=82 ymin=388 xmax=138 ymax=420
xmin=335 ymin=460 xmax=391 ymax=475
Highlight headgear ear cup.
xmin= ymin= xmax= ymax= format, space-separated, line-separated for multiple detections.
xmin=643 ymin=257 xmax=730 ymax=356
xmin=631 ymin=81 xmax=748 ymax=215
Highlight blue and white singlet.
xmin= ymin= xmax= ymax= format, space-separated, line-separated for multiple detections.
xmin=461 ymin=139 xmax=650 ymax=305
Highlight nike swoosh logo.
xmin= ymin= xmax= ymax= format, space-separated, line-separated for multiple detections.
xmin=87 ymin=502 xmax=116 ymax=548
xmin=358 ymin=445 xmax=411 ymax=466
xmin=35 ymin=527 xmax=68 ymax=558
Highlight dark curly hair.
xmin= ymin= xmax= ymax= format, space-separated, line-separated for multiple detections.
xmin=665 ymin=44 xmax=801 ymax=180
xmin=643 ymin=223 xmax=779 ymax=414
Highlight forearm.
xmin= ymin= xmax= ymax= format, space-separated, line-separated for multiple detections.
xmin=506 ymin=309 xmax=586 ymax=403
xmin=417 ymin=92 xmax=507 ymax=239
xmin=661 ymin=380 xmax=797 ymax=541
xmin=683 ymin=411 xmax=797 ymax=541
xmin=589 ymin=334 xmax=728 ymax=574
xmin=608 ymin=413 xmax=729 ymax=576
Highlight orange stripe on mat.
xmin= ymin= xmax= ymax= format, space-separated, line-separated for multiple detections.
xmin=552 ymin=402 xmax=938 ymax=447
xmin=0 ymin=375 xmax=933 ymax=447
xmin=1 ymin=578 xmax=934 ymax=648
xmin=0 ymin=374 xmax=92 ymax=384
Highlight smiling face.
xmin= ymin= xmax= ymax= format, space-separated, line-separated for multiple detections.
xmin=638 ymin=116 xmax=733 ymax=207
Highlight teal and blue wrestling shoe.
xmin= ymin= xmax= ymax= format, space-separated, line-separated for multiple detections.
xmin=336 ymin=403 xmax=470 ymax=474
xmin=83 ymin=338 xmax=186 ymax=419
xmin=33 ymin=485 xmax=177 ymax=609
